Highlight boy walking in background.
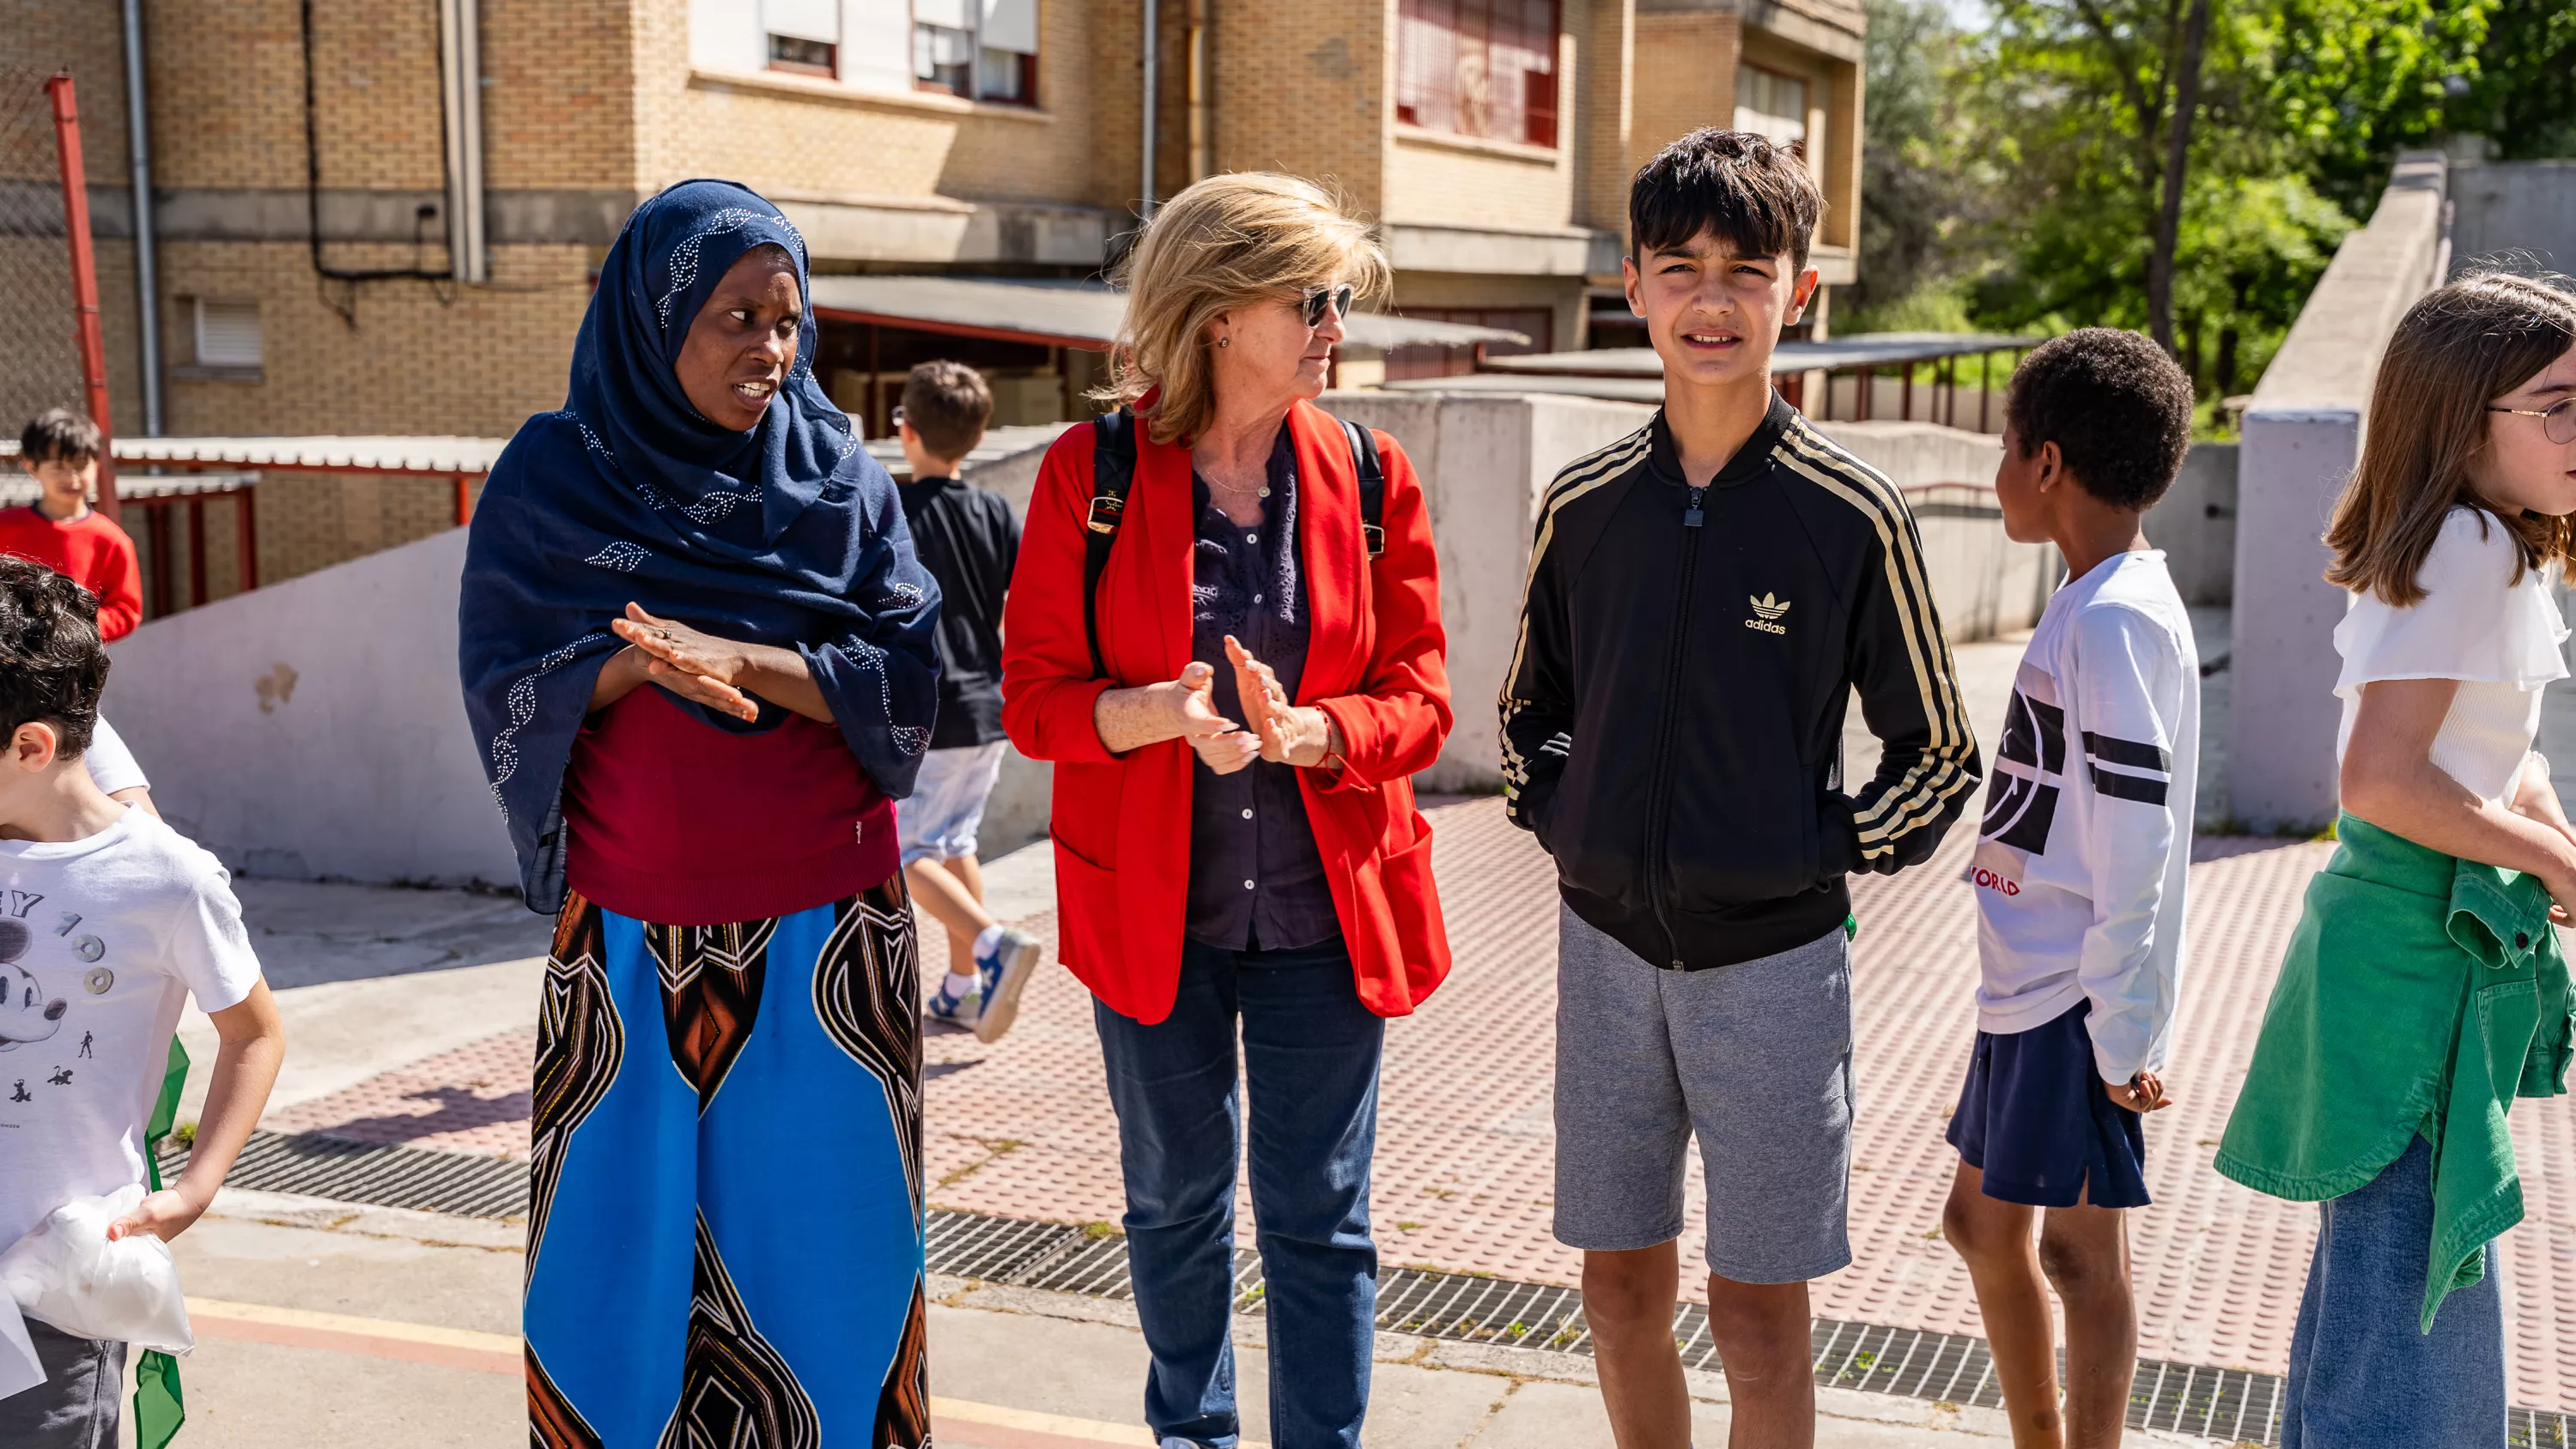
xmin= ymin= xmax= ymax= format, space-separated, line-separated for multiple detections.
xmin=3 ymin=411 xmax=142 ymax=642
xmin=1503 ymin=129 xmax=1979 ymax=1449
xmin=893 ymin=361 xmax=1042 ymax=1043
xmin=0 ymin=555 xmax=283 ymax=1445
xmin=1941 ymin=329 xmax=2199 ymax=1449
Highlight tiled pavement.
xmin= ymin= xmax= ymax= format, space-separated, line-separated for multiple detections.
xmin=260 ymin=792 xmax=2576 ymax=1411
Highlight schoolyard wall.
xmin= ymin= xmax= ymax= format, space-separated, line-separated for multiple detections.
xmin=101 ymin=526 xmax=517 ymax=888
xmin=2232 ymin=150 xmax=2448 ymax=831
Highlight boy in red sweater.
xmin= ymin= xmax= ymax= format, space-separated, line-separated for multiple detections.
xmin=3 ymin=409 xmax=142 ymax=640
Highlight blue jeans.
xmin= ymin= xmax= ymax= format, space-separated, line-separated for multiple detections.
xmin=1093 ymin=936 xmax=1384 ymax=1449
xmin=2281 ymin=1134 xmax=2506 ymax=1447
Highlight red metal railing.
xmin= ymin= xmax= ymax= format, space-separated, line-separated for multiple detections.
xmin=43 ymin=72 xmax=118 ymax=520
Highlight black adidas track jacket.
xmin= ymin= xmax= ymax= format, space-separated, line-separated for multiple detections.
xmin=1501 ymin=396 xmax=1983 ymax=971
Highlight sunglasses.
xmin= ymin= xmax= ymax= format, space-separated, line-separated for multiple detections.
xmin=1298 ymin=283 xmax=1357 ymax=329
xmin=2490 ymin=397 xmax=2576 ymax=446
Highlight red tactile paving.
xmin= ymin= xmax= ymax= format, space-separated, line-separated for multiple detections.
xmin=265 ymin=1028 xmax=537 ymax=1161
xmin=280 ymin=797 xmax=2576 ymax=1409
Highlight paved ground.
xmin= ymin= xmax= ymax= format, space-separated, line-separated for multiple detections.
xmin=158 ymin=605 xmax=2576 ymax=1424
xmin=141 ymin=1186 xmax=2207 ymax=1448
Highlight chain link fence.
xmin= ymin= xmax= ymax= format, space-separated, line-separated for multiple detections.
xmin=0 ymin=64 xmax=82 ymax=437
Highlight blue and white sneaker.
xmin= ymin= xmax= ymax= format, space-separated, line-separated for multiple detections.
xmin=926 ymin=973 xmax=981 ymax=1032
xmin=971 ymin=927 xmax=1042 ymax=1043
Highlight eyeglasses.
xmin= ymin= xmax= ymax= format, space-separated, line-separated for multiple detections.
xmin=2490 ymin=397 xmax=2576 ymax=446
xmin=1298 ymin=283 xmax=1357 ymax=329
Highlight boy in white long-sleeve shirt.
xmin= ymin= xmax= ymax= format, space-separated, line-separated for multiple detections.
xmin=1940 ymin=328 xmax=2200 ymax=1449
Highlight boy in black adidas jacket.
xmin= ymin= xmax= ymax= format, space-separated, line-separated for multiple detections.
xmin=1502 ymin=130 xmax=1981 ymax=1449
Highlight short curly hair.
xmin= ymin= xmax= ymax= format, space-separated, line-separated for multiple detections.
xmin=0 ymin=555 xmax=106 ymax=758
xmin=2005 ymin=329 xmax=2195 ymax=512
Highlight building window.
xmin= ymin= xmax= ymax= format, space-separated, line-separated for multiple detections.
xmin=915 ymin=0 xmax=1039 ymax=105
xmin=765 ymin=0 xmax=841 ymax=77
xmin=193 ymin=300 xmax=263 ymax=368
xmin=1396 ymin=0 xmax=1561 ymax=150
xmin=1735 ymin=65 xmax=1810 ymax=154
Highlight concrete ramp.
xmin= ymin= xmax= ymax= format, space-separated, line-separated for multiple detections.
xmin=102 ymin=527 xmax=515 ymax=888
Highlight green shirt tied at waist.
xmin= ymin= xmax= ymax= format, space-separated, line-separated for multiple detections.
xmin=2217 ymin=814 xmax=2573 ymax=1332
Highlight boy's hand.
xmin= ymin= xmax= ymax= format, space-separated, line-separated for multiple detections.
xmin=2106 ymin=1070 xmax=2171 ymax=1113
xmin=106 ymin=1186 xmax=206 ymax=1244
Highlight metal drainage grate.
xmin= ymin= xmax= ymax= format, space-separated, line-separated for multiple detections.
xmin=924 ymin=1211 xmax=2576 ymax=1447
xmin=162 ymin=1130 xmax=527 ymax=1221
xmin=162 ymin=1146 xmax=2576 ymax=1448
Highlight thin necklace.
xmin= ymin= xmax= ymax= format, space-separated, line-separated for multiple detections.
xmin=1205 ymin=473 xmax=1272 ymax=501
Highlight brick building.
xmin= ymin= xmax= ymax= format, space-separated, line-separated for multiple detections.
xmin=3 ymin=0 xmax=1862 ymax=589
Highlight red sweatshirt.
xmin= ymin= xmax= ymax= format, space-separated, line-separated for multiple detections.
xmin=0 ymin=506 xmax=143 ymax=640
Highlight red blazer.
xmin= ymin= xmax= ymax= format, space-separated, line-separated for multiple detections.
xmin=1001 ymin=398 xmax=1454 ymax=1024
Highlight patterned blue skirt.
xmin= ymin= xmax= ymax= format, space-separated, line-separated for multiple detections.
xmin=524 ymin=879 xmax=928 ymax=1447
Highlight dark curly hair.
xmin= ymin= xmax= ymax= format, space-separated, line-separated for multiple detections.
xmin=2005 ymin=328 xmax=2195 ymax=511
xmin=0 ymin=555 xmax=106 ymax=758
xmin=1629 ymin=128 xmax=1824 ymax=275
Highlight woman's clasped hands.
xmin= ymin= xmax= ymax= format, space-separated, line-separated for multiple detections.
xmin=1099 ymin=635 xmax=1341 ymax=775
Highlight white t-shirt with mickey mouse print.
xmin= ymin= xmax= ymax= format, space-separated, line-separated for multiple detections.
xmin=0 ymin=807 xmax=261 ymax=1249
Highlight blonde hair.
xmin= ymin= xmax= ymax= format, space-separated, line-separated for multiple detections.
xmin=1100 ymin=173 xmax=1392 ymax=446
xmin=2324 ymin=270 xmax=2576 ymax=605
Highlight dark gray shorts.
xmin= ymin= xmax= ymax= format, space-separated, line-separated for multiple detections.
xmin=0 ymin=1321 xmax=122 ymax=1449
xmin=1552 ymin=905 xmax=1855 ymax=1283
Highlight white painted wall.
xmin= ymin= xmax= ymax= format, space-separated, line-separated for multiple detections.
xmin=2232 ymin=151 xmax=2449 ymax=831
xmin=101 ymin=528 xmax=517 ymax=887
xmin=1322 ymin=390 xmax=1656 ymax=791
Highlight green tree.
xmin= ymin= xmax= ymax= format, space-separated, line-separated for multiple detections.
xmin=1848 ymin=0 xmax=1984 ymax=319
xmin=2447 ymin=0 xmax=2576 ymax=157
xmin=2245 ymin=0 xmax=2490 ymax=215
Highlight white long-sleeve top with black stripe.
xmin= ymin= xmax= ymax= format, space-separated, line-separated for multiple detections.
xmin=1971 ymin=549 xmax=2199 ymax=1083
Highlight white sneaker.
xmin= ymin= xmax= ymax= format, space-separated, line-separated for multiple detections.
xmin=971 ymin=928 xmax=1042 ymax=1042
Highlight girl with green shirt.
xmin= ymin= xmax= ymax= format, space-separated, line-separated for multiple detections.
xmin=2219 ymin=270 xmax=2576 ymax=1446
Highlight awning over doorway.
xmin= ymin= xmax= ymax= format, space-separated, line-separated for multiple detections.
xmin=805 ymin=275 xmax=1531 ymax=352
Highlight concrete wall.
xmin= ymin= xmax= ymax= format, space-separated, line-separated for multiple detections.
xmin=1322 ymin=390 xmax=1658 ymax=791
xmin=2230 ymin=152 xmax=2450 ymax=831
xmin=2451 ymin=161 xmax=2576 ymax=275
xmin=100 ymin=527 xmax=516 ymax=887
xmin=2149 ymin=443 xmax=2236 ymax=607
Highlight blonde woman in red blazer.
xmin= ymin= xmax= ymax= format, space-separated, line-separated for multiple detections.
xmin=1000 ymin=173 xmax=1451 ymax=1448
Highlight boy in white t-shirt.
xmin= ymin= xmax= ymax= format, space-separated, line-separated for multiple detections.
xmin=0 ymin=557 xmax=283 ymax=1445
xmin=1939 ymin=330 xmax=2201 ymax=1448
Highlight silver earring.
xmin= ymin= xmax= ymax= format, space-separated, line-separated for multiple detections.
xmin=1217 ymin=336 xmax=1230 ymax=348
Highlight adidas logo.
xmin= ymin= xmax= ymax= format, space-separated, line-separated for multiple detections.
xmin=1746 ymin=592 xmax=1790 ymax=634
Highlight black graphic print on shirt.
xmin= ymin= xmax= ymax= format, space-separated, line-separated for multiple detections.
xmin=1981 ymin=670 xmax=2067 ymax=856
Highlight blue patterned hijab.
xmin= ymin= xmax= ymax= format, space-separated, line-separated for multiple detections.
xmin=458 ymin=179 xmax=939 ymax=912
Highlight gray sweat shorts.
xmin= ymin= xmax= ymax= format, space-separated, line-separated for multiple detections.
xmin=1552 ymin=905 xmax=1856 ymax=1283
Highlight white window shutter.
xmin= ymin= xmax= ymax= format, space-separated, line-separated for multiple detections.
xmin=914 ymin=0 xmax=971 ymax=29
xmin=981 ymin=0 xmax=1037 ymax=55
xmin=765 ymin=0 xmax=841 ymax=42
xmin=842 ymin=0 xmax=914 ymax=93
xmin=195 ymin=300 xmax=262 ymax=368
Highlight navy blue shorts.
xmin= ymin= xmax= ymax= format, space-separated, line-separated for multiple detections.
xmin=1946 ymin=998 xmax=2149 ymax=1210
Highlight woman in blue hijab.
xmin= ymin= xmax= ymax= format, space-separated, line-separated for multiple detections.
xmin=459 ymin=179 xmax=940 ymax=1447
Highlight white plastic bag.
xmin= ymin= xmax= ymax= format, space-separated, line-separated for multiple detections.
xmin=0 ymin=1186 xmax=193 ymax=1354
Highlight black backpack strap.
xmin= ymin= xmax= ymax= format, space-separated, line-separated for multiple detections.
xmin=1084 ymin=409 xmax=1139 ymax=680
xmin=1337 ymin=415 xmax=1387 ymax=559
